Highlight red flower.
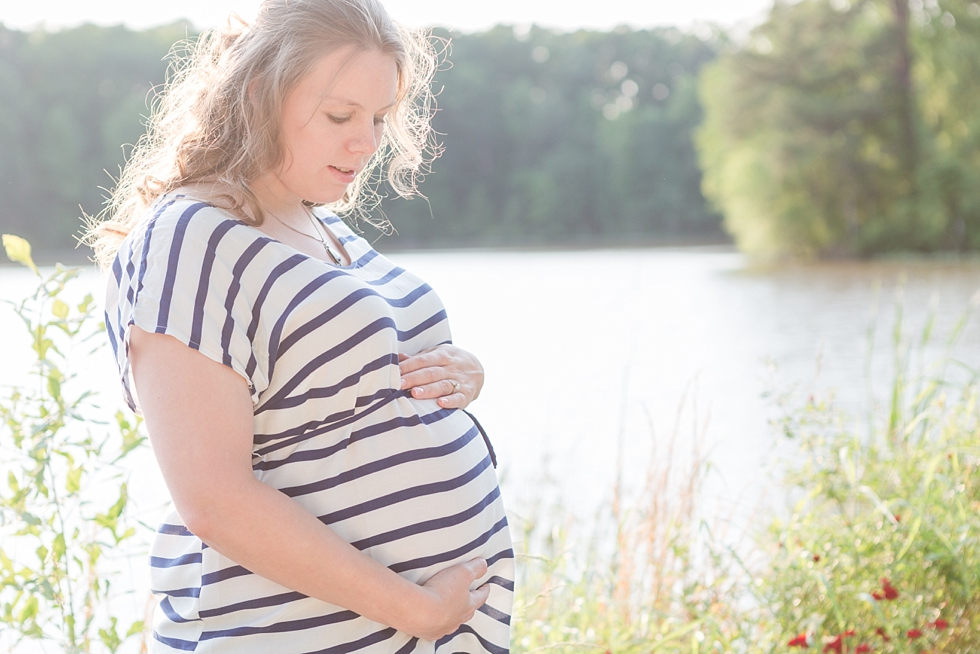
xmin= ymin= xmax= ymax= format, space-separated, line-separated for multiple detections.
xmin=823 ymin=635 xmax=843 ymax=653
xmin=843 ymin=630 xmax=856 ymax=637
xmin=875 ymin=628 xmax=891 ymax=642
xmin=813 ymin=554 xmax=821 ymax=562
xmin=856 ymin=645 xmax=872 ymax=653
xmin=894 ymin=514 xmax=902 ymax=522
xmin=873 ymin=578 xmax=899 ymax=600
xmin=930 ymin=618 xmax=949 ymax=630
xmin=907 ymin=629 xmax=923 ymax=640
xmin=788 ymin=633 xmax=809 ymax=648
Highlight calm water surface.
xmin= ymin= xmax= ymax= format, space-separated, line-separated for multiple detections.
xmin=3 ymin=248 xmax=980 ymax=514
xmin=1 ymin=247 xmax=979 ymax=648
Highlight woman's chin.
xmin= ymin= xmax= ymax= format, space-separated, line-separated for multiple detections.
xmin=306 ymin=188 xmax=349 ymax=206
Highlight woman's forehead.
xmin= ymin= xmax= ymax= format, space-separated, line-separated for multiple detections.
xmin=297 ymin=47 xmax=398 ymax=107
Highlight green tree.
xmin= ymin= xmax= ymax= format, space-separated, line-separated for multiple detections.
xmin=0 ymin=22 xmax=189 ymax=254
xmin=368 ymin=26 xmax=725 ymax=248
xmin=913 ymin=0 xmax=980 ymax=250
xmin=698 ymin=0 xmax=980 ymax=259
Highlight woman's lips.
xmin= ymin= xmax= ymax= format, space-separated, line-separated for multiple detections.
xmin=329 ymin=165 xmax=356 ymax=183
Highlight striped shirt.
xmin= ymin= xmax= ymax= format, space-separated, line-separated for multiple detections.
xmin=104 ymin=194 xmax=514 ymax=654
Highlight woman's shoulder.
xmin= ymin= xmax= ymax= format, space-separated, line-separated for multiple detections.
xmin=143 ymin=192 xmax=242 ymax=237
xmin=120 ymin=193 xmax=264 ymax=266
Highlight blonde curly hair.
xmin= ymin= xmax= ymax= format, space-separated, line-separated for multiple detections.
xmin=85 ymin=0 xmax=440 ymax=269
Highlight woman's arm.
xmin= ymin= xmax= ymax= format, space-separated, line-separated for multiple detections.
xmin=129 ymin=326 xmax=489 ymax=640
xmin=399 ymin=344 xmax=485 ymax=410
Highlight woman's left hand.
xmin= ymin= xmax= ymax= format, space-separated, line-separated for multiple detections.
xmin=399 ymin=344 xmax=484 ymax=410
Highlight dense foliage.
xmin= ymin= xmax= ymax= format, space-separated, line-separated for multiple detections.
xmin=0 ymin=23 xmax=190 ymax=255
xmin=377 ymin=26 xmax=724 ymax=248
xmin=0 ymin=22 xmax=724 ymax=255
xmin=698 ymin=0 xmax=980 ymax=258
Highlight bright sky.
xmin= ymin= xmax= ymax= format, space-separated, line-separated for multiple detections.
xmin=1 ymin=0 xmax=772 ymax=33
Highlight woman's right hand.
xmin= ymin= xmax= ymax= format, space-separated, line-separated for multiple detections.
xmin=403 ymin=558 xmax=490 ymax=640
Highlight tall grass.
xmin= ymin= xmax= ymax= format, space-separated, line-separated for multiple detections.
xmin=510 ymin=385 xmax=771 ymax=653
xmin=510 ymin=290 xmax=980 ymax=654
xmin=762 ymin=292 xmax=980 ymax=652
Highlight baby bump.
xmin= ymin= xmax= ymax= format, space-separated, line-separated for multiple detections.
xmin=252 ymin=396 xmax=509 ymax=584
xmin=150 ymin=400 xmax=513 ymax=652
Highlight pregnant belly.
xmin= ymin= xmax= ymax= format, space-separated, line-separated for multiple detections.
xmin=148 ymin=397 xmax=514 ymax=652
xmin=252 ymin=396 xmax=508 ymax=584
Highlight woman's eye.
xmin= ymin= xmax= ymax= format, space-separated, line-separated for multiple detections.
xmin=327 ymin=114 xmax=351 ymax=124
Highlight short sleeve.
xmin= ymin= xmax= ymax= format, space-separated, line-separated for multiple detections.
xmin=104 ymin=197 xmax=271 ymax=414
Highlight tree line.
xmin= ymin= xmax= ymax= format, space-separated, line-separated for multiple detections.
xmin=2 ymin=0 xmax=979 ymax=258
xmin=0 ymin=21 xmax=722 ymax=256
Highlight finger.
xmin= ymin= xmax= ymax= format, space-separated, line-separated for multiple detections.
xmin=465 ymin=558 xmax=488 ymax=579
xmin=469 ymin=584 xmax=491 ymax=610
xmin=413 ymin=379 xmax=463 ymax=401
xmin=400 ymin=367 xmax=445 ymax=390
xmin=408 ymin=382 xmax=451 ymax=399
xmin=437 ymin=393 xmax=467 ymax=410
xmin=398 ymin=353 xmax=408 ymax=362
xmin=399 ymin=348 xmax=453 ymax=375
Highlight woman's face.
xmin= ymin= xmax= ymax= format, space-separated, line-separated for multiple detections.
xmin=274 ymin=47 xmax=398 ymax=204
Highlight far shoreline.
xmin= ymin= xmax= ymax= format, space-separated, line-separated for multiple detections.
xmin=6 ymin=235 xmax=735 ymax=268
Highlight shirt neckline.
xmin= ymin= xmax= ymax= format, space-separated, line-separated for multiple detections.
xmin=164 ymin=193 xmax=363 ymax=270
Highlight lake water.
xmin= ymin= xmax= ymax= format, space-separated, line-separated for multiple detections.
xmin=1 ymin=247 xmax=979 ymax=650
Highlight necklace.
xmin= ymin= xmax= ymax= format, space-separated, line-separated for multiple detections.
xmin=269 ymin=207 xmax=343 ymax=265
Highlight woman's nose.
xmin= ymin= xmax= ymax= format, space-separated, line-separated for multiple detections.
xmin=348 ymin=119 xmax=381 ymax=156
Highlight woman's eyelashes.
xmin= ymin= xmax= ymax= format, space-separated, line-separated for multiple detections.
xmin=326 ymin=112 xmax=388 ymax=125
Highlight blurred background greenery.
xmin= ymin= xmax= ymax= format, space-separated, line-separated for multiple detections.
xmin=3 ymin=0 xmax=977 ymax=260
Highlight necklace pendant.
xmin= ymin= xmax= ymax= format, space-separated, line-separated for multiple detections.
xmin=323 ymin=243 xmax=342 ymax=265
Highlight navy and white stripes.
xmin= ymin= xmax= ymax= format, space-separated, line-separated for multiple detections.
xmin=105 ymin=195 xmax=513 ymax=653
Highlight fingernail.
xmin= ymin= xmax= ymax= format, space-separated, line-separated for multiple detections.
xmin=413 ymin=387 xmax=423 ymax=397
xmin=399 ymin=378 xmax=407 ymax=389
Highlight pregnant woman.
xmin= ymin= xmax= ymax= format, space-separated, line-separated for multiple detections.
xmin=89 ymin=1 xmax=513 ymax=652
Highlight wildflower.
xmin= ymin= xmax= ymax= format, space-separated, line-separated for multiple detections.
xmin=929 ymin=618 xmax=948 ymax=630
xmin=822 ymin=635 xmax=843 ymax=653
xmin=894 ymin=514 xmax=901 ymax=522
xmin=856 ymin=645 xmax=872 ymax=653
xmin=907 ymin=629 xmax=923 ymax=639
xmin=843 ymin=630 xmax=855 ymax=637
xmin=788 ymin=633 xmax=809 ymax=648
xmin=872 ymin=578 xmax=899 ymax=600
xmin=813 ymin=554 xmax=821 ymax=562
xmin=875 ymin=628 xmax=891 ymax=642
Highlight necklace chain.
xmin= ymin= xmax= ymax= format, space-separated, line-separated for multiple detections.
xmin=269 ymin=207 xmax=343 ymax=265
